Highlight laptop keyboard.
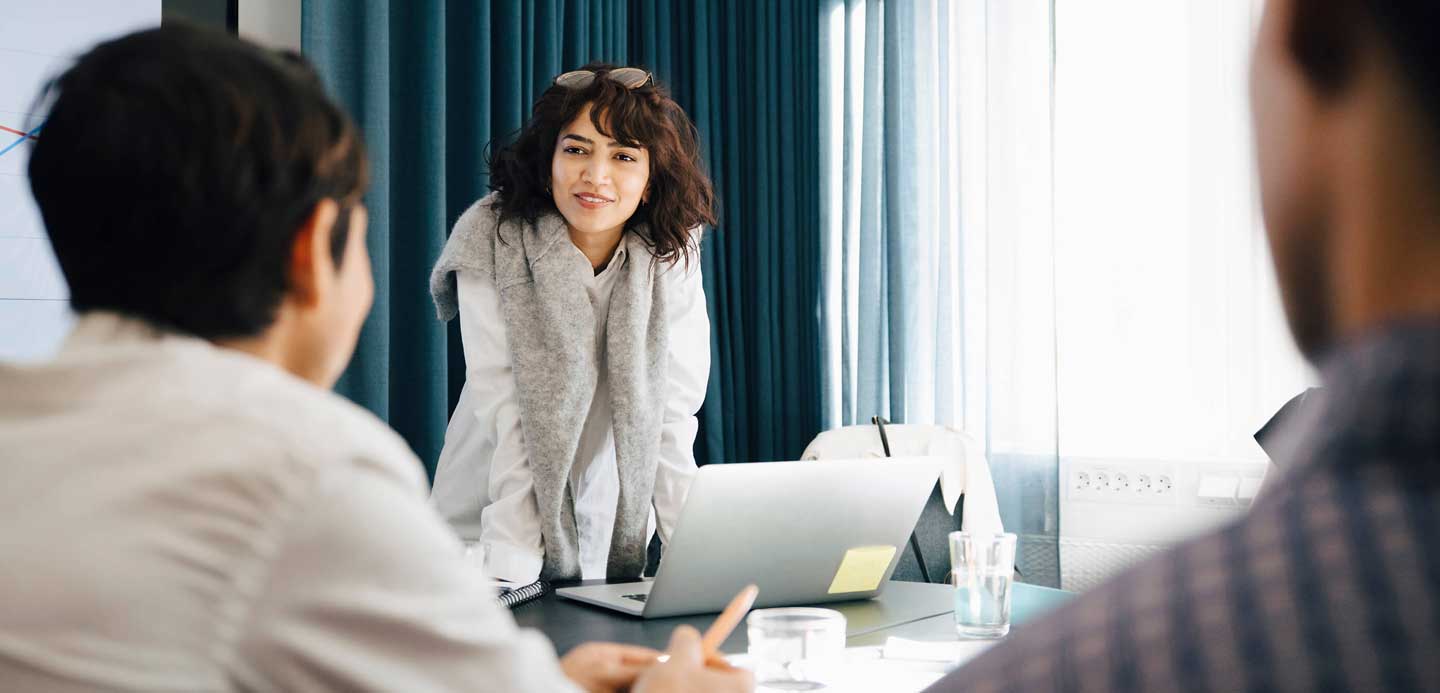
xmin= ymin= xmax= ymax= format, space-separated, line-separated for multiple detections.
xmin=621 ymin=593 xmax=648 ymax=603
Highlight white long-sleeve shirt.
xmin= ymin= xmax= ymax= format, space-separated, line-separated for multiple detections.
xmin=0 ymin=312 xmax=579 ymax=692
xmin=431 ymin=240 xmax=711 ymax=583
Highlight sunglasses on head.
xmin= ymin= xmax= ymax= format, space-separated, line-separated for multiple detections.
xmin=553 ymin=67 xmax=653 ymax=90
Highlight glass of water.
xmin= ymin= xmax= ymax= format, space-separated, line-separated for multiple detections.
xmin=746 ymin=608 xmax=846 ymax=690
xmin=949 ymin=531 xmax=1018 ymax=639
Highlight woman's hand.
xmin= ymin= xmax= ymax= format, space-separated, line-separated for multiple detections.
xmin=632 ymin=626 xmax=755 ymax=693
xmin=559 ymin=642 xmax=662 ymax=693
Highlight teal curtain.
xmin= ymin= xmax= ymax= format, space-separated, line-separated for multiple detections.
xmin=633 ymin=0 xmax=823 ymax=465
xmin=302 ymin=0 xmax=822 ymax=476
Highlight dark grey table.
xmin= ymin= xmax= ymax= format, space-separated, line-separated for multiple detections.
xmin=511 ymin=579 xmax=1072 ymax=656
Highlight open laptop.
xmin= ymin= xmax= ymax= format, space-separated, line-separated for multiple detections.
xmin=556 ymin=458 xmax=940 ymax=618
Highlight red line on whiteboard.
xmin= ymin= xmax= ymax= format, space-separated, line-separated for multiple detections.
xmin=0 ymin=125 xmax=40 ymax=140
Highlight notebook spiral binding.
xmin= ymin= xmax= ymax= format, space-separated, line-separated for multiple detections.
xmin=497 ymin=580 xmax=550 ymax=610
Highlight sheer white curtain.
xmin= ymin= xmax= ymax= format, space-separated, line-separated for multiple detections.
xmin=820 ymin=0 xmax=1312 ymax=587
xmin=821 ymin=0 xmax=1063 ymax=584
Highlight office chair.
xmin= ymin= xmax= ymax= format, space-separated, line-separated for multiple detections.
xmin=800 ymin=422 xmax=1005 ymax=584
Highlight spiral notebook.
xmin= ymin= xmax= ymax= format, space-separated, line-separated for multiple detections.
xmin=496 ymin=580 xmax=550 ymax=610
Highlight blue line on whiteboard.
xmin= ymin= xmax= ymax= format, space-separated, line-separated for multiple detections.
xmin=0 ymin=122 xmax=44 ymax=159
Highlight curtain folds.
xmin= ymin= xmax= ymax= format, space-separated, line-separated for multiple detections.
xmin=819 ymin=0 xmax=1062 ymax=586
xmin=633 ymin=0 xmax=824 ymax=465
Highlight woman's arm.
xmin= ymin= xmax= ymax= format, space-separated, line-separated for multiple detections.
xmin=651 ymin=259 xmax=711 ymax=545
xmin=456 ymin=272 xmax=545 ymax=583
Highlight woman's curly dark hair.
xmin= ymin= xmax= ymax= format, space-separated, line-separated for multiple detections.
xmin=487 ymin=63 xmax=717 ymax=266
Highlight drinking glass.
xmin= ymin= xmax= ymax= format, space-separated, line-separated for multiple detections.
xmin=949 ymin=532 xmax=1017 ymax=638
xmin=746 ymin=608 xmax=846 ymax=690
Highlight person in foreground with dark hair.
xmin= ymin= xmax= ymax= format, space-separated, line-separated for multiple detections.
xmin=430 ymin=64 xmax=716 ymax=585
xmin=0 ymin=25 xmax=749 ymax=692
xmin=927 ymin=0 xmax=1440 ymax=690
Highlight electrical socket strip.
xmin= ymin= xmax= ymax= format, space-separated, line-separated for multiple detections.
xmin=1068 ymin=463 xmax=1179 ymax=505
xmin=1060 ymin=457 xmax=1267 ymax=590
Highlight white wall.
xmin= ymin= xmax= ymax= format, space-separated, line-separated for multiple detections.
xmin=239 ymin=0 xmax=300 ymax=52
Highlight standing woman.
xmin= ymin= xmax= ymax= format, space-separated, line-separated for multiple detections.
xmin=430 ymin=64 xmax=715 ymax=584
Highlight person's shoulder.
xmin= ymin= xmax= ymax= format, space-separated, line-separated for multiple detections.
xmin=452 ymin=191 xmax=506 ymax=240
xmin=434 ymin=192 xmax=513 ymax=319
xmin=204 ymin=352 xmax=427 ymax=492
xmin=653 ymin=245 xmax=704 ymax=291
xmin=929 ymin=514 xmax=1270 ymax=692
xmin=440 ymin=192 xmax=509 ymax=263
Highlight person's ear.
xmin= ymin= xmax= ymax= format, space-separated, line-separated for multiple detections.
xmin=288 ymin=199 xmax=341 ymax=309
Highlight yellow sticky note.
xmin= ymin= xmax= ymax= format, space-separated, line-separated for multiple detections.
xmin=827 ymin=545 xmax=897 ymax=594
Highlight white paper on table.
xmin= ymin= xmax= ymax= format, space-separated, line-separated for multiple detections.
xmin=881 ymin=637 xmax=999 ymax=666
xmin=731 ymin=641 xmax=998 ymax=693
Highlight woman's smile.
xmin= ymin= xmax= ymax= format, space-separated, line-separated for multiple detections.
xmin=574 ymin=191 xmax=614 ymax=209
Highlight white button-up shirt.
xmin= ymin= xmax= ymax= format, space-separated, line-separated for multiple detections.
xmin=0 ymin=313 xmax=578 ymax=692
xmin=431 ymin=240 xmax=711 ymax=583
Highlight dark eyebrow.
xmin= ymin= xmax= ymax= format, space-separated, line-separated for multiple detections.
xmin=563 ymin=133 xmax=643 ymax=150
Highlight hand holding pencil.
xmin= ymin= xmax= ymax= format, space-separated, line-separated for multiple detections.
xmin=633 ymin=585 xmax=759 ymax=693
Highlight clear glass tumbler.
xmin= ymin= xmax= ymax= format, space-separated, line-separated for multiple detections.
xmin=949 ymin=531 xmax=1018 ymax=639
xmin=745 ymin=607 xmax=846 ymax=690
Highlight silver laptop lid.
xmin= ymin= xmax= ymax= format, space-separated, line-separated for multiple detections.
xmin=643 ymin=457 xmax=940 ymax=618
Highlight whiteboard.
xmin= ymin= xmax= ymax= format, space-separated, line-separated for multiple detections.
xmin=0 ymin=1 xmax=159 ymax=361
